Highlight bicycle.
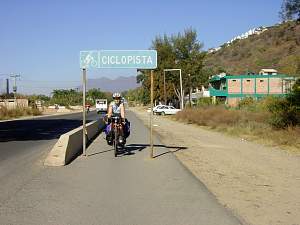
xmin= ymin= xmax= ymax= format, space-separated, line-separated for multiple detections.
xmin=110 ymin=116 xmax=125 ymax=157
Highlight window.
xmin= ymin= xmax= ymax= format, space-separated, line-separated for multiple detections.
xmin=260 ymin=80 xmax=264 ymax=83
xmin=232 ymin=80 xmax=236 ymax=82
xmin=246 ymin=79 xmax=251 ymax=82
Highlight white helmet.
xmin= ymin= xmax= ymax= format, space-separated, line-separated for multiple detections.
xmin=113 ymin=92 xmax=121 ymax=99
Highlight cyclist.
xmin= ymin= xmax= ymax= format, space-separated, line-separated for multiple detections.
xmin=107 ymin=93 xmax=125 ymax=119
xmin=105 ymin=93 xmax=130 ymax=145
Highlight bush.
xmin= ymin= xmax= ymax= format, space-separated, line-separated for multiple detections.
xmin=266 ymin=97 xmax=299 ymax=128
xmin=287 ymin=79 xmax=300 ymax=107
xmin=196 ymin=97 xmax=212 ymax=107
xmin=238 ymin=97 xmax=256 ymax=110
xmin=261 ymin=80 xmax=300 ymax=128
xmin=0 ymin=106 xmax=41 ymax=120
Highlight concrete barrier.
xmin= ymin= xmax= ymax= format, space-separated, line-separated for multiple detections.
xmin=44 ymin=119 xmax=105 ymax=166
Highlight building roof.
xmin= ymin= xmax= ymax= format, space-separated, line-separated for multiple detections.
xmin=209 ymin=73 xmax=295 ymax=83
xmin=259 ymin=69 xmax=278 ymax=73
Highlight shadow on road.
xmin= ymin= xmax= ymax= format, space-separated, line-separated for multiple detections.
xmin=88 ymin=149 xmax=113 ymax=157
xmin=125 ymin=144 xmax=187 ymax=158
xmin=88 ymin=143 xmax=187 ymax=158
xmin=0 ymin=119 xmax=93 ymax=142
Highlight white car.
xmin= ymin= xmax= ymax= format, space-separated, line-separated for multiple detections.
xmin=147 ymin=105 xmax=166 ymax=113
xmin=155 ymin=106 xmax=181 ymax=115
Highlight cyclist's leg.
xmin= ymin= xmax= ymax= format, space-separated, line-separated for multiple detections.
xmin=124 ymin=119 xmax=130 ymax=138
xmin=117 ymin=124 xmax=126 ymax=145
xmin=105 ymin=124 xmax=113 ymax=145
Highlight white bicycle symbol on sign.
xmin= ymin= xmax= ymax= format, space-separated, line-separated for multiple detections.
xmin=81 ymin=51 xmax=98 ymax=68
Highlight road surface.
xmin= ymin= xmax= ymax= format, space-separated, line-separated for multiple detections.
xmin=0 ymin=111 xmax=242 ymax=225
xmin=0 ymin=111 xmax=101 ymax=204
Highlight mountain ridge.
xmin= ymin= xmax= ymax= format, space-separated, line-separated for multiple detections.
xmin=204 ymin=20 xmax=300 ymax=76
xmin=86 ymin=76 xmax=140 ymax=92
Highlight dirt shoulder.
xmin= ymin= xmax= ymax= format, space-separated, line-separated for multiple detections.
xmin=130 ymin=107 xmax=300 ymax=225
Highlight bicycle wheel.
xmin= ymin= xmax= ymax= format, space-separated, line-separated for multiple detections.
xmin=114 ymin=131 xmax=118 ymax=157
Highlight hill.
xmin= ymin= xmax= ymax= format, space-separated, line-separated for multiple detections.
xmin=204 ymin=21 xmax=300 ymax=76
xmin=86 ymin=76 xmax=140 ymax=92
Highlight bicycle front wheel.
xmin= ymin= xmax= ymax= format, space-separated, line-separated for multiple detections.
xmin=114 ymin=133 xmax=118 ymax=157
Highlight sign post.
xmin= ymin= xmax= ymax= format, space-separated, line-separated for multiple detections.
xmin=150 ymin=70 xmax=154 ymax=158
xmin=82 ymin=68 xmax=87 ymax=156
xmin=80 ymin=50 xmax=157 ymax=158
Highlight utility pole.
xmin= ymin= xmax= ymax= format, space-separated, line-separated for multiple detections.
xmin=163 ymin=69 xmax=184 ymax=110
xmin=188 ymin=74 xmax=192 ymax=107
xmin=179 ymin=69 xmax=183 ymax=109
xmin=10 ymin=74 xmax=21 ymax=99
xmin=6 ymin=78 xmax=9 ymax=95
xmin=163 ymin=70 xmax=167 ymax=105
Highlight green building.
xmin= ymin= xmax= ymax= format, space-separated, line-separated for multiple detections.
xmin=209 ymin=71 xmax=296 ymax=106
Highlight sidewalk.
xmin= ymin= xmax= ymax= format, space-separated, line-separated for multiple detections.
xmin=0 ymin=111 xmax=241 ymax=225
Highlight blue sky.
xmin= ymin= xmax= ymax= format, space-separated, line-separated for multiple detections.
xmin=0 ymin=0 xmax=283 ymax=95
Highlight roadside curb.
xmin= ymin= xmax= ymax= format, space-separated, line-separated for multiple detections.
xmin=44 ymin=119 xmax=105 ymax=166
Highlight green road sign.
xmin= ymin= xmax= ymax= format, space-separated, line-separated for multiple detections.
xmin=80 ymin=50 xmax=157 ymax=69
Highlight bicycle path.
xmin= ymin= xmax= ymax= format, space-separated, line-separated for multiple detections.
xmin=0 ymin=111 xmax=242 ymax=225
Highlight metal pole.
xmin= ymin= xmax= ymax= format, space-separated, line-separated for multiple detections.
xmin=188 ymin=74 xmax=192 ymax=107
xmin=164 ymin=70 xmax=166 ymax=105
xmin=6 ymin=79 xmax=9 ymax=95
xmin=179 ymin=69 xmax=184 ymax=110
xmin=82 ymin=68 xmax=87 ymax=156
xmin=14 ymin=76 xmax=16 ymax=99
xmin=150 ymin=70 xmax=154 ymax=158
xmin=10 ymin=74 xmax=20 ymax=99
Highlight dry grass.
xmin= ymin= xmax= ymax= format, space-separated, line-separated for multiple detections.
xmin=175 ymin=106 xmax=300 ymax=152
xmin=0 ymin=106 xmax=41 ymax=120
xmin=176 ymin=106 xmax=268 ymax=126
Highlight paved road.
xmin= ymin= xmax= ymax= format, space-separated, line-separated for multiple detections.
xmin=0 ymin=111 xmax=101 ymax=204
xmin=0 ymin=111 xmax=242 ymax=225
xmin=0 ymin=111 xmax=99 ymax=161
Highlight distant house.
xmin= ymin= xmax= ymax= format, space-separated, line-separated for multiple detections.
xmin=259 ymin=69 xmax=278 ymax=75
xmin=184 ymin=86 xmax=210 ymax=105
xmin=209 ymin=72 xmax=296 ymax=106
xmin=0 ymin=99 xmax=29 ymax=109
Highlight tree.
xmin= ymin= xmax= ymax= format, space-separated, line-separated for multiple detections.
xmin=137 ymin=28 xmax=207 ymax=106
xmin=51 ymin=89 xmax=82 ymax=106
xmin=123 ymin=87 xmax=150 ymax=105
xmin=280 ymin=0 xmax=300 ymax=21
xmin=288 ymin=78 xmax=300 ymax=107
xmin=171 ymin=29 xmax=207 ymax=105
xmin=87 ymin=88 xmax=105 ymax=104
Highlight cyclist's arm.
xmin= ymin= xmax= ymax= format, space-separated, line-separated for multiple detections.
xmin=120 ymin=103 xmax=125 ymax=119
xmin=107 ymin=104 xmax=113 ymax=118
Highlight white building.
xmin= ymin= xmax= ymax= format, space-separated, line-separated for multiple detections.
xmin=259 ymin=69 xmax=278 ymax=75
xmin=208 ymin=26 xmax=268 ymax=53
